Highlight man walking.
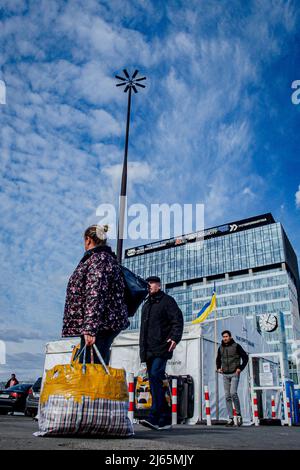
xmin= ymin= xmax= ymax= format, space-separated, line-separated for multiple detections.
xmin=139 ymin=276 xmax=184 ymax=430
xmin=216 ymin=330 xmax=249 ymax=426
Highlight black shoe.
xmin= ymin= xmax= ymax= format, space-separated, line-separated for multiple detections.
xmin=237 ymin=415 xmax=243 ymax=427
xmin=139 ymin=419 xmax=159 ymax=430
xmin=226 ymin=418 xmax=234 ymax=427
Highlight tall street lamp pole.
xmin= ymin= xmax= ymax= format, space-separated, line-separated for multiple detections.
xmin=115 ymin=69 xmax=146 ymax=263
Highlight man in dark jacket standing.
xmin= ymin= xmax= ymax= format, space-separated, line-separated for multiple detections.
xmin=139 ymin=276 xmax=184 ymax=430
xmin=5 ymin=373 xmax=19 ymax=389
xmin=216 ymin=330 xmax=249 ymax=427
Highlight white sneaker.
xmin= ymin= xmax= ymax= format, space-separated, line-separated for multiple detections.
xmin=158 ymin=424 xmax=172 ymax=430
xmin=139 ymin=419 xmax=159 ymax=430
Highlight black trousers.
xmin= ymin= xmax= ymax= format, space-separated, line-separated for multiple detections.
xmin=79 ymin=330 xmax=119 ymax=365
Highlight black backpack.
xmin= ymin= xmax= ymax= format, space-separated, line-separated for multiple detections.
xmin=121 ymin=265 xmax=148 ymax=317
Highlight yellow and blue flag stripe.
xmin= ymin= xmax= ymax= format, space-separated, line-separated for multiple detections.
xmin=192 ymin=286 xmax=217 ymax=324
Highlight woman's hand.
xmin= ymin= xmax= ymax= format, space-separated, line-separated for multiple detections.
xmin=84 ymin=333 xmax=96 ymax=347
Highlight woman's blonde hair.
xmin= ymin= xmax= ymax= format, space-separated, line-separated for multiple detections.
xmin=84 ymin=224 xmax=109 ymax=246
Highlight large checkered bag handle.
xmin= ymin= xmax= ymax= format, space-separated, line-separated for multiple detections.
xmin=72 ymin=344 xmax=110 ymax=375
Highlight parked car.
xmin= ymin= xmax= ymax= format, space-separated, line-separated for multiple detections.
xmin=0 ymin=383 xmax=33 ymax=414
xmin=25 ymin=377 xmax=42 ymax=417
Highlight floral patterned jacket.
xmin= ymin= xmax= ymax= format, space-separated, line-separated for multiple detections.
xmin=62 ymin=245 xmax=129 ymax=337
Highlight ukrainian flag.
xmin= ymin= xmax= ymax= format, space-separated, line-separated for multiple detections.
xmin=192 ymin=287 xmax=217 ymax=324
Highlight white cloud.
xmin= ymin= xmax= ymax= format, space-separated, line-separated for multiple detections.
xmin=73 ymin=62 xmax=118 ymax=105
xmin=0 ymin=80 xmax=6 ymax=104
xmin=0 ymin=352 xmax=45 ymax=382
xmin=90 ymin=109 xmax=121 ymax=138
xmin=0 ymin=328 xmax=50 ymax=343
xmin=57 ymin=3 xmax=154 ymax=66
xmin=102 ymin=161 xmax=154 ymax=195
xmin=296 ymin=186 xmax=300 ymax=208
xmin=242 ymin=187 xmax=256 ymax=198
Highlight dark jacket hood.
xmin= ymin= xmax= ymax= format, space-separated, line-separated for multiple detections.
xmin=80 ymin=244 xmax=117 ymax=264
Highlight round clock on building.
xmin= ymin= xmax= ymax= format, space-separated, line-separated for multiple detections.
xmin=258 ymin=314 xmax=278 ymax=333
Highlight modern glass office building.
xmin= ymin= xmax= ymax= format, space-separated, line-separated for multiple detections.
xmin=123 ymin=213 xmax=300 ymax=382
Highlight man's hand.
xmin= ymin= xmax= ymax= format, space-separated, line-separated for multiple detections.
xmin=84 ymin=333 xmax=96 ymax=347
xmin=217 ymin=368 xmax=224 ymax=374
xmin=167 ymin=338 xmax=177 ymax=352
xmin=235 ymin=368 xmax=241 ymax=376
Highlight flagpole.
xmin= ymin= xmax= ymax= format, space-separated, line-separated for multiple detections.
xmin=192 ymin=285 xmax=219 ymax=420
xmin=214 ymin=285 xmax=219 ymax=421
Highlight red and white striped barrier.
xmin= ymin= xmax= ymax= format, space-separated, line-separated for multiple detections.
xmin=271 ymin=395 xmax=276 ymax=419
xmin=232 ymin=403 xmax=238 ymax=425
xmin=171 ymin=378 xmax=178 ymax=425
xmin=252 ymin=392 xmax=259 ymax=426
xmin=128 ymin=372 xmax=135 ymax=423
xmin=204 ymin=385 xmax=212 ymax=426
xmin=286 ymin=397 xmax=292 ymax=426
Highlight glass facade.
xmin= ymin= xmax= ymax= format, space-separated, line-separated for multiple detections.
xmin=123 ymin=215 xmax=300 ymax=381
xmin=125 ymin=222 xmax=286 ymax=283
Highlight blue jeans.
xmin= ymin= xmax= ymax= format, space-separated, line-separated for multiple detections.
xmin=146 ymin=357 xmax=169 ymax=426
xmin=223 ymin=373 xmax=241 ymax=418
xmin=80 ymin=330 xmax=119 ymax=365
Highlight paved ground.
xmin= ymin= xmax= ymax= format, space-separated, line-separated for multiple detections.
xmin=0 ymin=414 xmax=299 ymax=450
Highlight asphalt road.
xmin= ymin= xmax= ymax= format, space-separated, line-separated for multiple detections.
xmin=0 ymin=414 xmax=299 ymax=450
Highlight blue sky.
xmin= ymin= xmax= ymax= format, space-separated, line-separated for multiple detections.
xmin=0 ymin=0 xmax=299 ymax=380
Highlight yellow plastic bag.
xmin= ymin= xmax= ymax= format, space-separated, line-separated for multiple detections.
xmin=40 ymin=362 xmax=129 ymax=404
xmin=36 ymin=345 xmax=133 ymax=437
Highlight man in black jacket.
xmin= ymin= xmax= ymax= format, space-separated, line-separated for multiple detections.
xmin=139 ymin=276 xmax=184 ymax=430
xmin=5 ymin=374 xmax=19 ymax=389
xmin=216 ymin=330 xmax=249 ymax=427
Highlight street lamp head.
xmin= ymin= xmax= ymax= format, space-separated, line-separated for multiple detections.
xmin=115 ymin=69 xmax=146 ymax=93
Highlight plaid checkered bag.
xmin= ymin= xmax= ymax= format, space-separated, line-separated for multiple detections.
xmin=35 ymin=345 xmax=134 ymax=437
